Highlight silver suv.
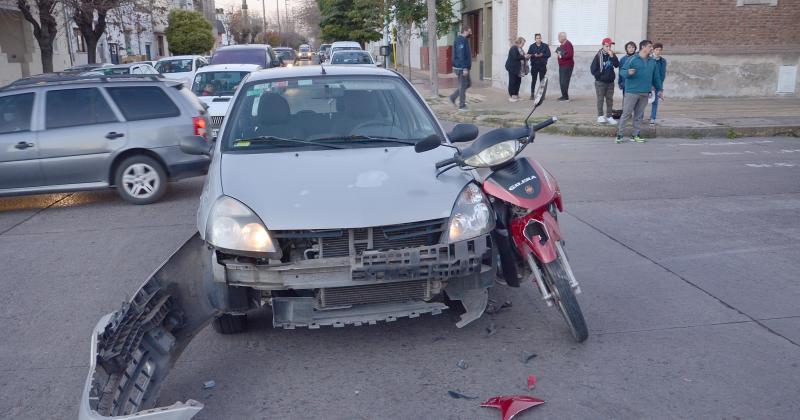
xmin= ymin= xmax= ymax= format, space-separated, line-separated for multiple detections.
xmin=0 ymin=75 xmax=212 ymax=204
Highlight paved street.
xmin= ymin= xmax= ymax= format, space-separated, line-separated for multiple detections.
xmin=1 ymin=132 xmax=799 ymax=419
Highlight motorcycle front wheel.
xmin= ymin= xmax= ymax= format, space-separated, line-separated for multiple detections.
xmin=542 ymin=259 xmax=588 ymax=342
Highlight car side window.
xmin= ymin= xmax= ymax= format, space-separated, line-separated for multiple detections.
xmin=45 ymin=88 xmax=117 ymax=129
xmin=106 ymin=86 xmax=181 ymax=121
xmin=0 ymin=93 xmax=35 ymax=134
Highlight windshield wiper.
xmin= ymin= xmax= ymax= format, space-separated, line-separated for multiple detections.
xmin=233 ymin=136 xmax=347 ymax=150
xmin=313 ymin=135 xmax=418 ymax=146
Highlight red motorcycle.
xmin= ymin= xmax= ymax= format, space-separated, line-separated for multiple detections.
xmin=416 ymin=80 xmax=587 ymax=342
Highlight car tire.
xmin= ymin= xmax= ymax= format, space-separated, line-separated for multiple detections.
xmin=114 ymin=155 xmax=168 ymax=205
xmin=212 ymin=313 xmax=246 ymax=334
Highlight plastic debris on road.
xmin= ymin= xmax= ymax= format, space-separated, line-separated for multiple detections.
xmin=485 ymin=322 xmax=497 ymax=337
xmin=481 ymin=395 xmax=545 ymax=420
xmin=521 ymin=352 xmax=537 ymax=364
xmin=486 ymin=300 xmax=513 ymax=315
xmin=456 ymin=359 xmax=468 ymax=369
xmin=202 ymin=380 xmax=216 ymax=390
xmin=448 ymin=390 xmax=478 ymax=400
xmin=527 ymin=375 xmax=536 ymax=390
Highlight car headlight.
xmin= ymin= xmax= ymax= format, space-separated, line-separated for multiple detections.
xmin=205 ymin=196 xmax=277 ymax=254
xmin=443 ymin=183 xmax=495 ymax=243
xmin=463 ymin=140 xmax=519 ymax=168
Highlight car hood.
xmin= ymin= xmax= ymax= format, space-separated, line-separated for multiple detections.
xmin=220 ymin=146 xmax=471 ymax=230
xmin=197 ymin=96 xmax=232 ymax=116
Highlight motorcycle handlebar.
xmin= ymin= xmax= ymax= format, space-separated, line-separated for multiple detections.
xmin=435 ymin=157 xmax=457 ymax=169
xmin=532 ymin=117 xmax=558 ymax=132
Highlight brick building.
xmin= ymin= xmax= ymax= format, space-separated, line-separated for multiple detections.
xmin=470 ymin=0 xmax=799 ymax=98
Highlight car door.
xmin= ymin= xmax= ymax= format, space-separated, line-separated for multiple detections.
xmin=36 ymin=87 xmax=127 ymax=186
xmin=0 ymin=92 xmax=43 ymax=190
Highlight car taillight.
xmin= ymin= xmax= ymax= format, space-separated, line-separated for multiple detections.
xmin=193 ymin=116 xmax=207 ymax=139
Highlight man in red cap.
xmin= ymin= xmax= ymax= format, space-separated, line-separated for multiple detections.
xmin=590 ymin=37 xmax=620 ymax=124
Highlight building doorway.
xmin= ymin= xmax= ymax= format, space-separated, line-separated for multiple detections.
xmin=145 ymin=43 xmax=152 ymax=60
xmin=109 ymin=43 xmax=119 ymax=64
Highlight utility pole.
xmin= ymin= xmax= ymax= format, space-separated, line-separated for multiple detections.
xmin=261 ymin=0 xmax=267 ymax=42
xmin=426 ymin=0 xmax=438 ymax=96
xmin=276 ymin=0 xmax=281 ymax=33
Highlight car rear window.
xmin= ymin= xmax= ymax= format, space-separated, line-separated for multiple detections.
xmin=106 ymin=86 xmax=181 ymax=121
xmin=0 ymin=93 xmax=34 ymax=134
xmin=155 ymin=59 xmax=193 ymax=73
xmin=210 ymin=49 xmax=267 ymax=67
xmin=45 ymin=88 xmax=117 ymax=129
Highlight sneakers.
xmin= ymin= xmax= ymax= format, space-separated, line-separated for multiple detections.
xmin=615 ymin=135 xmax=624 ymax=144
xmin=457 ymin=106 xmax=468 ymax=111
xmin=649 ymin=119 xmax=656 ymax=125
xmin=557 ymin=97 xmax=570 ymax=102
xmin=606 ymin=116 xmax=617 ymax=125
xmin=631 ymin=135 xmax=646 ymax=143
xmin=597 ymin=116 xmax=606 ymax=124
xmin=509 ymin=97 xmax=519 ymax=102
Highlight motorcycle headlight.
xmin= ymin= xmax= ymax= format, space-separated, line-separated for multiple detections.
xmin=443 ymin=183 xmax=495 ymax=243
xmin=205 ymin=196 xmax=277 ymax=254
xmin=463 ymin=140 xmax=519 ymax=168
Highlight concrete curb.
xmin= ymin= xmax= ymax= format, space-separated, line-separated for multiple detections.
xmin=430 ymin=107 xmax=800 ymax=139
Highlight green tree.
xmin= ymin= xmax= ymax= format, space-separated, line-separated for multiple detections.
xmin=317 ymin=0 xmax=384 ymax=46
xmin=165 ymin=9 xmax=214 ymax=55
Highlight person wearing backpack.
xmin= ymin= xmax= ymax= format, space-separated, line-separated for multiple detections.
xmin=590 ymin=37 xmax=620 ymax=124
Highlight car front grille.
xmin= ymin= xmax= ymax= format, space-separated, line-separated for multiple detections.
xmin=316 ymin=280 xmax=432 ymax=308
xmin=274 ymin=218 xmax=447 ymax=259
xmin=210 ymin=116 xmax=224 ymax=128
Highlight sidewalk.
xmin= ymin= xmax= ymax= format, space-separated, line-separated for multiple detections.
xmin=399 ymin=66 xmax=800 ymax=139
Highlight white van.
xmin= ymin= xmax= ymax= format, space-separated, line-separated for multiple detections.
xmin=191 ymin=63 xmax=262 ymax=139
xmin=327 ymin=41 xmax=362 ymax=62
xmin=155 ymin=55 xmax=208 ymax=85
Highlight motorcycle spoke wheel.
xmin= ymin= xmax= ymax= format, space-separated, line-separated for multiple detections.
xmin=543 ymin=260 xmax=588 ymax=342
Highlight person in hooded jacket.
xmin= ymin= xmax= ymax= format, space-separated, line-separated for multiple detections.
xmin=590 ymin=38 xmax=620 ymax=124
xmin=649 ymin=42 xmax=667 ymax=125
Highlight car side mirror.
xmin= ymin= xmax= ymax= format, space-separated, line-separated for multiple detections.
xmin=180 ymin=136 xmax=213 ymax=156
xmin=447 ymin=123 xmax=479 ymax=143
xmin=414 ymin=134 xmax=442 ymax=153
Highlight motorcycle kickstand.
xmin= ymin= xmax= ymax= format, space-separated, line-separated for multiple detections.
xmin=526 ymin=253 xmax=554 ymax=307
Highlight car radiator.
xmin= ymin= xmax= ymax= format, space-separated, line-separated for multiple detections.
xmin=316 ymin=279 xmax=439 ymax=309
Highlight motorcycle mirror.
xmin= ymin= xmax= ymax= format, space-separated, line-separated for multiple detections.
xmin=524 ymin=78 xmax=548 ymax=128
xmin=414 ymin=134 xmax=442 ymax=153
xmin=447 ymin=123 xmax=479 ymax=143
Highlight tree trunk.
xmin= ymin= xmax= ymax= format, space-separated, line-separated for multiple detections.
xmin=17 ymin=0 xmax=59 ymax=73
xmin=85 ymin=36 xmax=99 ymax=63
xmin=40 ymin=44 xmax=54 ymax=73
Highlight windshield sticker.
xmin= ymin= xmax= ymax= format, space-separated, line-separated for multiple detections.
xmin=247 ymin=83 xmax=271 ymax=96
xmin=298 ymin=79 xmax=312 ymax=86
xmin=233 ymin=140 xmax=251 ymax=147
xmin=274 ymin=80 xmax=288 ymax=88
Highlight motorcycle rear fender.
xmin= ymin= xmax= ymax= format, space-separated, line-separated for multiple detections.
xmin=511 ymin=210 xmax=563 ymax=265
xmin=79 ymin=233 xmax=221 ymax=420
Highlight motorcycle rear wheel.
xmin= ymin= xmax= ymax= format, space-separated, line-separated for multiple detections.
xmin=542 ymin=260 xmax=588 ymax=342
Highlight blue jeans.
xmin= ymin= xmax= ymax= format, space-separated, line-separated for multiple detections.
xmin=650 ymin=93 xmax=660 ymax=120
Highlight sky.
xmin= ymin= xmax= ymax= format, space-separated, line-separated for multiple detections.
xmin=216 ymin=0 xmax=305 ymax=20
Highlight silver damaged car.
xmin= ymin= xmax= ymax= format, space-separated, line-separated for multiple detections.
xmin=79 ymin=66 xmax=495 ymax=419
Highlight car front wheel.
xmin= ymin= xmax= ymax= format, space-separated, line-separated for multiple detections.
xmin=114 ymin=155 xmax=167 ymax=204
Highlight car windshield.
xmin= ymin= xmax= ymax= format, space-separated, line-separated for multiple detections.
xmin=222 ymin=75 xmax=441 ymax=153
xmin=192 ymin=71 xmax=250 ymax=96
xmin=211 ymin=49 xmax=266 ymax=67
xmin=299 ymin=46 xmax=310 ymax=52
xmin=155 ymin=59 xmax=192 ymax=73
xmin=331 ymin=51 xmax=373 ymax=64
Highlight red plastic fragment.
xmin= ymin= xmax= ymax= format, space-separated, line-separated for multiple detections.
xmin=527 ymin=375 xmax=536 ymax=390
xmin=481 ymin=395 xmax=545 ymax=420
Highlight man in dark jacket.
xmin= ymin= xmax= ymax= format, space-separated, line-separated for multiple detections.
xmin=555 ymin=32 xmax=574 ymax=101
xmin=527 ymin=33 xmax=550 ymax=100
xmin=449 ymin=26 xmax=473 ymax=110
xmin=590 ymin=37 xmax=620 ymax=124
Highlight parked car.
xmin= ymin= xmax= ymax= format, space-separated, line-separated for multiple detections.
xmin=319 ymin=43 xmax=332 ymax=61
xmin=210 ymin=44 xmax=282 ymax=69
xmin=155 ymin=55 xmax=208 ymax=85
xmin=327 ymin=41 xmax=362 ymax=62
xmin=82 ymin=62 xmax=160 ymax=76
xmin=273 ymin=47 xmax=297 ymax=66
xmin=329 ymin=49 xmax=377 ymax=66
xmin=0 ymin=75 xmax=211 ymax=204
xmin=79 ymin=64 xmax=497 ymax=419
xmin=191 ymin=63 xmax=261 ymax=139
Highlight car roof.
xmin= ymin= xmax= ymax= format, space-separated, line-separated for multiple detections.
xmin=247 ymin=65 xmax=398 ymax=82
xmin=0 ymin=74 xmax=178 ymax=92
xmin=331 ymin=50 xmax=368 ymax=55
xmin=196 ymin=63 xmax=262 ymax=73
xmin=157 ymin=55 xmax=204 ymax=61
xmin=215 ymin=44 xmax=271 ymax=51
xmin=331 ymin=41 xmax=361 ymax=47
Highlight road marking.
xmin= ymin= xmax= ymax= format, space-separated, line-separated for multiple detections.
xmin=702 ymin=149 xmax=800 ymax=156
xmin=680 ymin=140 xmax=773 ymax=146
xmin=745 ymin=162 xmax=797 ymax=168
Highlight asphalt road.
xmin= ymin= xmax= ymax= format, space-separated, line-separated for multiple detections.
xmin=1 ymin=133 xmax=799 ymax=419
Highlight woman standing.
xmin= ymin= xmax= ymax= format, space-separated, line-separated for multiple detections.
xmin=505 ymin=37 xmax=528 ymax=102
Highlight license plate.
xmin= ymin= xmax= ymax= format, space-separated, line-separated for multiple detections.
xmin=211 ymin=128 xmax=219 ymax=137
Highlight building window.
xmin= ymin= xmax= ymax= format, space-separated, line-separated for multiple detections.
xmin=551 ymin=0 xmax=609 ymax=46
xmin=73 ymin=29 xmax=86 ymax=52
xmin=737 ymin=0 xmax=777 ymax=5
